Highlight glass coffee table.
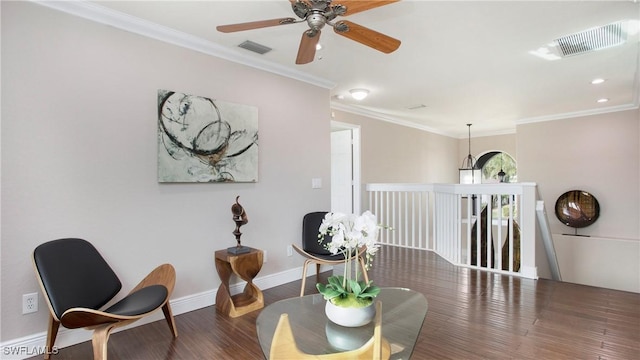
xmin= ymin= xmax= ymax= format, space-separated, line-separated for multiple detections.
xmin=256 ymin=288 xmax=428 ymax=359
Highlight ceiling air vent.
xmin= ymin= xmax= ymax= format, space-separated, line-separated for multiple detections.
xmin=238 ymin=40 xmax=272 ymax=55
xmin=554 ymin=21 xmax=627 ymax=57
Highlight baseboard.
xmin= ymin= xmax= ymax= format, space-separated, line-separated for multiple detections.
xmin=0 ymin=265 xmax=319 ymax=359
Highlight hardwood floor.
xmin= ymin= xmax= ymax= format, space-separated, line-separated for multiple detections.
xmin=27 ymin=245 xmax=639 ymax=359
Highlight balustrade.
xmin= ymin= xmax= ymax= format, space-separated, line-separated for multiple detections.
xmin=366 ymin=183 xmax=539 ymax=279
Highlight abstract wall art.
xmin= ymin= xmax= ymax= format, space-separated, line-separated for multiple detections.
xmin=158 ymin=90 xmax=258 ymax=183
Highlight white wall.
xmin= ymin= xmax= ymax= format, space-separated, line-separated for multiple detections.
xmin=331 ymin=110 xmax=459 ymax=185
xmin=458 ymin=132 xmax=517 ymax=167
xmin=554 ymin=234 xmax=639 ymax=293
xmin=517 ymin=110 xmax=639 ymax=239
xmin=517 ymin=110 xmax=640 ymax=292
xmin=1 ymin=1 xmax=331 ymax=342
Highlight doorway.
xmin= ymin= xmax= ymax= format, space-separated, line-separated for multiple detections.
xmin=330 ymin=121 xmax=361 ymax=214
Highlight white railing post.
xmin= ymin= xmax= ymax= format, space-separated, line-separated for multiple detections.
xmin=519 ymin=184 xmax=538 ymax=279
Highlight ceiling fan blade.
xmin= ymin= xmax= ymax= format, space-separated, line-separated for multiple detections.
xmin=216 ymin=17 xmax=297 ymax=33
xmin=337 ymin=0 xmax=400 ymax=16
xmin=296 ymin=30 xmax=321 ymax=64
xmin=289 ymin=0 xmax=312 ymax=5
xmin=333 ymin=20 xmax=400 ymax=54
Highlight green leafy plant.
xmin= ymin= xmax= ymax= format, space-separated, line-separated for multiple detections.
xmin=317 ymin=275 xmax=381 ymax=307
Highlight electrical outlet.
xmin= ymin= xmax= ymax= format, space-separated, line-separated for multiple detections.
xmin=287 ymin=245 xmax=293 ymax=257
xmin=22 ymin=292 xmax=38 ymax=314
xmin=263 ymin=250 xmax=267 ymax=263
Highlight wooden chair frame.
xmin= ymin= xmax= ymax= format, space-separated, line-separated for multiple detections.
xmin=292 ymin=244 xmax=370 ymax=296
xmin=33 ymin=259 xmax=178 ymax=360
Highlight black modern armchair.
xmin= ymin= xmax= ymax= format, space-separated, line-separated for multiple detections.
xmin=32 ymin=238 xmax=178 ymax=360
xmin=292 ymin=212 xmax=369 ymax=296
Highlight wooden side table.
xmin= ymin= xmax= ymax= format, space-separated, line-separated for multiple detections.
xmin=214 ymin=247 xmax=264 ymax=317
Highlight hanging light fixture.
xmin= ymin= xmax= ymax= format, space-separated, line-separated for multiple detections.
xmin=459 ymin=124 xmax=481 ymax=184
xmin=498 ymin=153 xmax=506 ymax=183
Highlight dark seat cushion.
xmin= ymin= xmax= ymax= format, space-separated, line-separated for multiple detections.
xmin=302 ymin=212 xmax=332 ymax=255
xmin=34 ymin=238 xmax=122 ymax=318
xmin=307 ymin=252 xmax=349 ymax=261
xmin=105 ymin=285 xmax=168 ymax=316
xmin=302 ymin=212 xmax=359 ymax=259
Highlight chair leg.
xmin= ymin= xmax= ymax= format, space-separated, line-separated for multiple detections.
xmin=44 ymin=314 xmax=60 ymax=360
xmin=92 ymin=323 xmax=118 ymax=360
xmin=315 ymin=263 xmax=321 ymax=283
xmin=162 ymin=302 xmax=178 ymax=338
xmin=300 ymin=261 xmax=310 ymax=297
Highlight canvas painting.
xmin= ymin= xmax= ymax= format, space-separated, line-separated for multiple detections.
xmin=158 ymin=90 xmax=258 ymax=182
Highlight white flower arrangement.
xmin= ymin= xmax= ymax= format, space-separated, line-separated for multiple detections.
xmin=318 ymin=210 xmax=382 ymax=268
xmin=316 ymin=211 xmax=387 ymax=306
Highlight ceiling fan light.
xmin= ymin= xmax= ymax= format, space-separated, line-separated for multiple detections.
xmin=350 ymin=89 xmax=369 ymax=100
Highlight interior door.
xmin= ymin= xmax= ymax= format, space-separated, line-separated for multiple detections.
xmin=331 ymin=129 xmax=353 ymax=213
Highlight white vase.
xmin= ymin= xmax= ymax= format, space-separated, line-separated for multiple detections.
xmin=324 ymin=299 xmax=375 ymax=327
xmin=325 ymin=321 xmax=372 ymax=350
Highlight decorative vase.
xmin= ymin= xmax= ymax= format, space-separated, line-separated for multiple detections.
xmin=324 ymin=299 xmax=375 ymax=327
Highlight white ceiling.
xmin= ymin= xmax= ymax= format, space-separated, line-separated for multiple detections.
xmin=47 ymin=1 xmax=639 ymax=138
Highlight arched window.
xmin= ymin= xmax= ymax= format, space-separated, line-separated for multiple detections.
xmin=476 ymin=151 xmax=517 ymax=183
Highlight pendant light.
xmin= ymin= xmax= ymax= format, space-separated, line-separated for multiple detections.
xmin=498 ymin=153 xmax=506 ymax=183
xmin=459 ymin=124 xmax=481 ymax=184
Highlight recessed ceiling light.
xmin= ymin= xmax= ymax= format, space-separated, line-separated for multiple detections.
xmin=597 ymin=98 xmax=609 ymax=103
xmin=350 ymin=89 xmax=369 ymax=101
xmin=591 ymin=78 xmax=606 ymax=84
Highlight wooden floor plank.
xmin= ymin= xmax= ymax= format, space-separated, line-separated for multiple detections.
xmin=25 ymin=245 xmax=640 ymax=359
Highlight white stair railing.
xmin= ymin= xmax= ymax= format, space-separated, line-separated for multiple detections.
xmin=366 ymin=183 xmax=539 ymax=279
xmin=367 ymin=183 xmax=434 ymax=250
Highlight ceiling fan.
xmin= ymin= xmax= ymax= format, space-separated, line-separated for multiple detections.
xmin=216 ymin=0 xmax=401 ymax=64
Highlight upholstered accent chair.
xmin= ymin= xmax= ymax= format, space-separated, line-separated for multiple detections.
xmin=32 ymin=238 xmax=178 ymax=360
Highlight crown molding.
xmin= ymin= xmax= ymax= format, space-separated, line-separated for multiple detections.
xmin=331 ymin=102 xmax=519 ymax=139
xmin=330 ymin=102 xmax=458 ymax=137
xmin=31 ymin=0 xmax=336 ymax=90
xmin=515 ymin=103 xmax=639 ymax=125
xmin=466 ymin=127 xmax=517 ymax=139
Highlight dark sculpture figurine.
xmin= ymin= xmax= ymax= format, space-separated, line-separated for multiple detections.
xmin=228 ymin=196 xmax=250 ymax=254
